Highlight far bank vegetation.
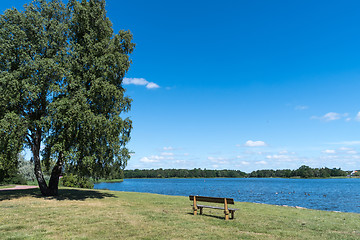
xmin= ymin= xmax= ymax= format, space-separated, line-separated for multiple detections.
xmin=124 ymin=165 xmax=351 ymax=179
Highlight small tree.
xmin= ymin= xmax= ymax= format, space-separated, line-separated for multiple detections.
xmin=17 ymin=154 xmax=36 ymax=182
xmin=0 ymin=0 xmax=134 ymax=195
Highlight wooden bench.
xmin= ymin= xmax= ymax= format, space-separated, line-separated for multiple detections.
xmin=189 ymin=195 xmax=239 ymax=220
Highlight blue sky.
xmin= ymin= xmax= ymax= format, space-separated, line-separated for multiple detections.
xmin=3 ymin=0 xmax=360 ymax=172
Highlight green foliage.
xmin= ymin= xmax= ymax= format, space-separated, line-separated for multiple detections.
xmin=17 ymin=154 xmax=36 ymax=182
xmin=43 ymin=0 xmax=134 ymax=179
xmin=248 ymin=165 xmax=348 ymax=178
xmin=61 ymin=173 xmax=94 ymax=189
xmin=124 ymin=168 xmax=247 ymax=178
xmin=124 ymin=166 xmax=349 ymax=179
xmin=0 ymin=113 xmax=26 ymax=182
xmin=3 ymin=173 xmax=28 ymax=185
xmin=0 ymin=0 xmax=134 ymax=195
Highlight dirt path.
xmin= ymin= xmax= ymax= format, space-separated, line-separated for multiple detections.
xmin=0 ymin=185 xmax=38 ymax=191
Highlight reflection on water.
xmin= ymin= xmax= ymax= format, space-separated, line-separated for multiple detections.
xmin=94 ymin=178 xmax=360 ymax=213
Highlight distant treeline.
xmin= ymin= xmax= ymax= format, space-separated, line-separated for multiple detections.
xmin=124 ymin=168 xmax=247 ymax=178
xmin=124 ymin=165 xmax=350 ymax=179
xmin=248 ymin=165 xmax=348 ymax=178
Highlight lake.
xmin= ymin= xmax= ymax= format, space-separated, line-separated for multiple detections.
xmin=94 ymin=178 xmax=360 ymax=213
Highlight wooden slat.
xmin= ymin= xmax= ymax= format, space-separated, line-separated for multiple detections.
xmin=189 ymin=195 xmax=235 ymax=204
xmin=193 ymin=205 xmax=239 ymax=211
xmin=197 ymin=205 xmax=224 ymax=210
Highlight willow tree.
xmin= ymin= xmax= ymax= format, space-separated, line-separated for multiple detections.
xmin=0 ymin=0 xmax=134 ymax=195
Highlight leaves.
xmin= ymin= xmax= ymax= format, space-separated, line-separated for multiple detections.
xmin=0 ymin=0 xmax=134 ymax=188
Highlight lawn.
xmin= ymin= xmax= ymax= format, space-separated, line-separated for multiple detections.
xmin=0 ymin=187 xmax=359 ymax=239
xmin=0 ymin=185 xmax=15 ymax=189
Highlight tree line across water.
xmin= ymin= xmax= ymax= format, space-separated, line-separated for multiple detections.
xmin=124 ymin=165 xmax=353 ymax=179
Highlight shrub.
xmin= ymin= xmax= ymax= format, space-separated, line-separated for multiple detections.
xmin=61 ymin=174 xmax=94 ymax=189
xmin=2 ymin=173 xmax=28 ymax=185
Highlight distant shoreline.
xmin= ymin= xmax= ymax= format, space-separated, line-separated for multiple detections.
xmin=120 ymin=176 xmax=359 ymax=180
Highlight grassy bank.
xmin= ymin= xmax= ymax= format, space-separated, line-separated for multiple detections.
xmin=0 ymin=188 xmax=359 ymax=239
xmin=0 ymin=185 xmax=15 ymax=189
xmin=93 ymin=178 xmax=124 ymax=183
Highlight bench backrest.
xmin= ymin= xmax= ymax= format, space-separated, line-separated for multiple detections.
xmin=189 ymin=195 xmax=235 ymax=204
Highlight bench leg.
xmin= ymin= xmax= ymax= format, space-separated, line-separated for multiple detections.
xmin=199 ymin=207 xmax=203 ymax=215
xmin=193 ymin=208 xmax=197 ymax=215
xmin=230 ymin=210 xmax=235 ymax=219
xmin=224 ymin=210 xmax=229 ymax=220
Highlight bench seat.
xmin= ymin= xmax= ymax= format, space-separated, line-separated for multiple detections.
xmin=195 ymin=204 xmax=239 ymax=211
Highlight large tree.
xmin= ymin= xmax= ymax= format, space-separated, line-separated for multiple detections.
xmin=0 ymin=0 xmax=134 ymax=195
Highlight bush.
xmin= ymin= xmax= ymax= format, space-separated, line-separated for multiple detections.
xmin=17 ymin=155 xmax=36 ymax=182
xmin=61 ymin=174 xmax=94 ymax=189
xmin=2 ymin=173 xmax=27 ymax=185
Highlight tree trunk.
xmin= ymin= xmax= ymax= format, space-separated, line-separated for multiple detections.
xmin=32 ymin=132 xmax=48 ymax=196
xmin=31 ymin=128 xmax=65 ymax=196
xmin=47 ymin=151 xmax=64 ymax=196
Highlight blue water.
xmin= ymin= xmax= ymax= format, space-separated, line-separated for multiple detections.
xmin=94 ymin=178 xmax=360 ymax=213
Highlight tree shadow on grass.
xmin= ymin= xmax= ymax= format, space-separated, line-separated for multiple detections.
xmin=0 ymin=188 xmax=117 ymax=201
xmin=186 ymin=212 xmax=226 ymax=220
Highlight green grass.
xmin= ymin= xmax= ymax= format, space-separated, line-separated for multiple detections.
xmin=93 ymin=178 xmax=124 ymax=183
xmin=0 ymin=188 xmax=359 ymax=239
xmin=0 ymin=185 xmax=15 ymax=189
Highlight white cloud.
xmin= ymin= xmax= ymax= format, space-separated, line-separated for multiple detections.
xmin=123 ymin=78 xmax=148 ymax=85
xmin=339 ymin=147 xmax=352 ymax=151
xmin=295 ymin=105 xmax=308 ymax=110
xmin=244 ymin=140 xmax=267 ymax=147
xmin=311 ymin=112 xmax=348 ymax=121
xmin=256 ymin=161 xmax=267 ymax=165
xmin=123 ymin=77 xmax=160 ymax=89
xmin=146 ymin=82 xmax=160 ymax=89
xmin=174 ymin=160 xmax=187 ymax=164
xmin=331 ymin=141 xmax=360 ymax=146
xmin=355 ymin=112 xmax=360 ymax=121
xmin=140 ymin=157 xmax=159 ymax=163
xmin=347 ymin=150 xmax=357 ymax=154
xmin=322 ymin=149 xmax=336 ymax=154
xmin=208 ymin=156 xmax=228 ymax=164
xmin=161 ymin=152 xmax=174 ymax=156
xmin=266 ymin=154 xmax=291 ymax=160
xmin=240 ymin=161 xmax=250 ymax=165
xmin=163 ymin=146 xmax=174 ymax=151
xmin=139 ymin=155 xmax=165 ymax=163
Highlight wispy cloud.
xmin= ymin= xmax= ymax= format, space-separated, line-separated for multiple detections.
xmin=347 ymin=150 xmax=357 ymax=154
xmin=207 ymin=156 xmax=229 ymax=164
xmin=322 ymin=149 xmax=336 ymax=154
xmin=311 ymin=112 xmax=348 ymax=121
xmin=161 ymin=152 xmax=174 ymax=156
xmin=139 ymin=153 xmax=175 ymax=163
xmin=163 ymin=146 xmax=174 ymax=151
xmin=330 ymin=141 xmax=360 ymax=145
xmin=123 ymin=77 xmax=160 ymax=89
xmin=295 ymin=105 xmax=309 ymax=110
xmin=339 ymin=147 xmax=351 ymax=151
xmin=140 ymin=156 xmax=163 ymax=163
xmin=244 ymin=140 xmax=267 ymax=147
xmin=256 ymin=161 xmax=267 ymax=165
xmin=266 ymin=154 xmax=291 ymax=160
xmin=355 ymin=112 xmax=360 ymax=121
